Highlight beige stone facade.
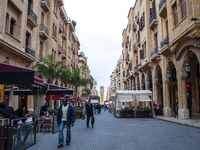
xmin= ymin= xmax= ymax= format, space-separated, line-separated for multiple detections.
xmin=0 ymin=0 xmax=81 ymax=111
xmin=100 ymin=86 xmax=104 ymax=105
xmin=109 ymin=0 xmax=200 ymax=119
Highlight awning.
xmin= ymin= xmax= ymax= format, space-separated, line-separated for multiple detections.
xmin=0 ymin=62 xmax=35 ymax=84
xmin=45 ymin=83 xmax=73 ymax=95
xmin=5 ymin=87 xmax=32 ymax=95
xmin=5 ymin=76 xmax=47 ymax=95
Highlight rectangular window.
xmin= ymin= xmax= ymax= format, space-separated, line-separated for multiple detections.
xmin=5 ymin=13 xmax=9 ymax=32
xmin=173 ymin=4 xmax=179 ymax=26
xmin=10 ymin=19 xmax=15 ymax=35
xmin=181 ymin=0 xmax=187 ymax=19
xmin=26 ymin=32 xmax=30 ymax=46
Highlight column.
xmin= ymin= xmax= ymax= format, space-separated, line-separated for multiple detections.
xmin=178 ymin=77 xmax=189 ymax=119
xmin=163 ymin=80 xmax=171 ymax=116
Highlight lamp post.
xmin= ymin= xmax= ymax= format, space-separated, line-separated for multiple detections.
xmin=185 ymin=62 xmax=190 ymax=77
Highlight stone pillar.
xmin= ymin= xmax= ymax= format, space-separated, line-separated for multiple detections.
xmin=178 ymin=77 xmax=189 ymax=119
xmin=164 ymin=80 xmax=171 ymax=116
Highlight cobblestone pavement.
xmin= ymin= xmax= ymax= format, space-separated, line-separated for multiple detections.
xmin=28 ymin=111 xmax=200 ymax=150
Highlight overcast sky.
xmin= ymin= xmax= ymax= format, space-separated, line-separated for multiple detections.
xmin=64 ymin=0 xmax=136 ymax=99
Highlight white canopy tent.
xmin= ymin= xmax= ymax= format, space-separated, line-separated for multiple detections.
xmin=114 ymin=90 xmax=153 ymax=117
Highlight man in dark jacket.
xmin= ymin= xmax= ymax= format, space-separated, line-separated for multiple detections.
xmin=84 ymin=99 xmax=94 ymax=128
xmin=57 ymin=98 xmax=75 ymax=148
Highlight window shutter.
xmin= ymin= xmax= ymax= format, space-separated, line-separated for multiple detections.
xmin=140 ymin=49 xmax=143 ymax=59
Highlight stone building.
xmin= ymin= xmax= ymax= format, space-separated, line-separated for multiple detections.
xmin=0 ymin=0 xmax=81 ymax=110
xmin=100 ymin=86 xmax=104 ymax=105
xmin=110 ymin=0 xmax=200 ymax=119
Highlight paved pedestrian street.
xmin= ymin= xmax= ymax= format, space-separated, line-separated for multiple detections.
xmin=28 ymin=112 xmax=200 ymax=150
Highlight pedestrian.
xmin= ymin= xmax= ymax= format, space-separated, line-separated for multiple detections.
xmin=104 ymin=104 xmax=106 ymax=112
xmin=57 ymin=98 xmax=75 ymax=148
xmin=40 ymin=102 xmax=48 ymax=116
xmin=153 ymin=102 xmax=157 ymax=116
xmin=83 ymin=99 xmax=95 ymax=128
xmin=94 ymin=104 xmax=97 ymax=114
xmin=175 ymin=100 xmax=179 ymax=118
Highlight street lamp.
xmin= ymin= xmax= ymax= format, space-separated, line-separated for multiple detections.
xmin=185 ymin=62 xmax=190 ymax=73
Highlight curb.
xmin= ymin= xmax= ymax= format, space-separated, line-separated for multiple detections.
xmin=154 ymin=117 xmax=200 ymax=129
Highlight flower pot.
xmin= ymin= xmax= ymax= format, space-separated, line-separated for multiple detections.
xmin=75 ymin=114 xmax=81 ymax=119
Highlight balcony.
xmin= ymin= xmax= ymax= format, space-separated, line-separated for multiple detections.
xmin=25 ymin=45 xmax=36 ymax=58
xmin=72 ymin=48 xmax=75 ymax=54
xmin=137 ymin=35 xmax=140 ymax=47
xmin=27 ymin=7 xmax=38 ymax=27
xmin=71 ymin=43 xmax=73 ymax=50
xmin=58 ymin=44 xmax=62 ymax=53
xmin=132 ymin=22 xmax=137 ymax=32
xmin=149 ymin=12 xmax=158 ymax=30
xmin=135 ymin=12 xmax=139 ymax=24
xmin=126 ymin=72 xmax=130 ymax=78
xmin=61 ymin=50 xmax=66 ymax=59
xmin=41 ymin=0 xmax=50 ymax=12
xmin=39 ymin=55 xmax=47 ymax=62
xmin=160 ymin=36 xmax=169 ymax=50
xmin=150 ymin=47 xmax=161 ymax=62
xmin=62 ymin=30 xmax=67 ymax=40
xmin=134 ymin=62 xmax=141 ymax=72
xmin=39 ymin=24 xmax=49 ymax=39
xmin=159 ymin=0 xmax=167 ymax=18
xmin=59 ymin=22 xmax=63 ymax=33
xmin=133 ymin=43 xmax=138 ymax=53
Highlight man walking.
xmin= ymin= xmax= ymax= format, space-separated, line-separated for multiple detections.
xmin=84 ymin=99 xmax=95 ymax=128
xmin=57 ymin=98 xmax=75 ymax=148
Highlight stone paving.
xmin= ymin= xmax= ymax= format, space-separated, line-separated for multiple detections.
xmin=27 ymin=111 xmax=200 ymax=150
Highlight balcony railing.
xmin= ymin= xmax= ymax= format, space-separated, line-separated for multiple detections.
xmin=41 ymin=0 xmax=50 ymax=11
xmin=150 ymin=47 xmax=159 ymax=59
xmin=27 ymin=7 xmax=37 ymax=23
xmin=39 ymin=24 xmax=49 ymax=39
xmin=126 ymin=72 xmax=130 ymax=78
xmin=134 ymin=62 xmax=141 ymax=72
xmin=25 ymin=45 xmax=36 ymax=57
xmin=159 ymin=0 xmax=166 ymax=11
xmin=63 ymin=50 xmax=66 ymax=56
xmin=160 ymin=36 xmax=169 ymax=49
xmin=39 ymin=55 xmax=47 ymax=62
xmin=59 ymin=22 xmax=63 ymax=33
xmin=133 ymin=22 xmax=137 ymax=31
xmin=149 ymin=12 xmax=157 ymax=25
xmin=58 ymin=44 xmax=62 ymax=52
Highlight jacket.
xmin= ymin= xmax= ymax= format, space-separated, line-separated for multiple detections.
xmin=57 ymin=104 xmax=75 ymax=124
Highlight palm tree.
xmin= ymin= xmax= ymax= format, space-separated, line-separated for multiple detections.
xmin=82 ymin=88 xmax=91 ymax=99
xmin=33 ymin=54 xmax=67 ymax=84
xmin=70 ymin=66 xmax=93 ymax=109
xmin=33 ymin=54 xmax=68 ymax=111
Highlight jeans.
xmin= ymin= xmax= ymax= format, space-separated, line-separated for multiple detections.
xmin=87 ymin=113 xmax=94 ymax=127
xmin=58 ymin=121 xmax=71 ymax=144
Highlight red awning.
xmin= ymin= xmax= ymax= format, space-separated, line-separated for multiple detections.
xmin=0 ymin=62 xmax=35 ymax=84
xmin=45 ymin=95 xmax=73 ymax=100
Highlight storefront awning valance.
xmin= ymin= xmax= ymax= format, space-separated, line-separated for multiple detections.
xmin=45 ymin=83 xmax=73 ymax=95
xmin=0 ymin=62 xmax=35 ymax=84
xmin=5 ymin=87 xmax=32 ymax=95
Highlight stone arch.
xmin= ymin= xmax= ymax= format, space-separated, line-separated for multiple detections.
xmin=181 ymin=50 xmax=200 ymax=115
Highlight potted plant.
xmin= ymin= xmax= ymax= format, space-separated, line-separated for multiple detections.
xmin=74 ymin=109 xmax=82 ymax=119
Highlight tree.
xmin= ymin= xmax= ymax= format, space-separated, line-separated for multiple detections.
xmin=33 ymin=54 xmax=67 ymax=84
xmin=72 ymin=20 xmax=77 ymax=30
xmin=82 ymin=88 xmax=91 ymax=99
xmin=69 ymin=66 xmax=93 ymax=109
xmin=93 ymin=95 xmax=100 ymax=99
xmin=33 ymin=54 xmax=67 ymax=111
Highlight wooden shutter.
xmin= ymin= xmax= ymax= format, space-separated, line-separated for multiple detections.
xmin=140 ymin=49 xmax=143 ymax=59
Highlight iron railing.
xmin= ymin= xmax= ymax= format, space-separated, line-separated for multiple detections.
xmin=159 ymin=0 xmax=166 ymax=11
xmin=64 ymin=30 xmax=67 ymax=37
xmin=27 ymin=7 xmax=37 ymax=23
xmin=160 ymin=36 xmax=168 ymax=49
xmin=150 ymin=47 xmax=159 ymax=59
xmin=25 ymin=45 xmax=36 ymax=57
xmin=41 ymin=0 xmax=50 ymax=8
xmin=39 ymin=55 xmax=47 ymax=62
xmin=59 ymin=22 xmax=63 ymax=30
xmin=40 ymin=24 xmax=49 ymax=36
xmin=58 ymin=44 xmax=62 ymax=52
xmin=149 ymin=12 xmax=157 ymax=25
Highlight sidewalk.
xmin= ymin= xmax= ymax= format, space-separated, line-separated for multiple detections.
xmin=155 ymin=115 xmax=200 ymax=129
